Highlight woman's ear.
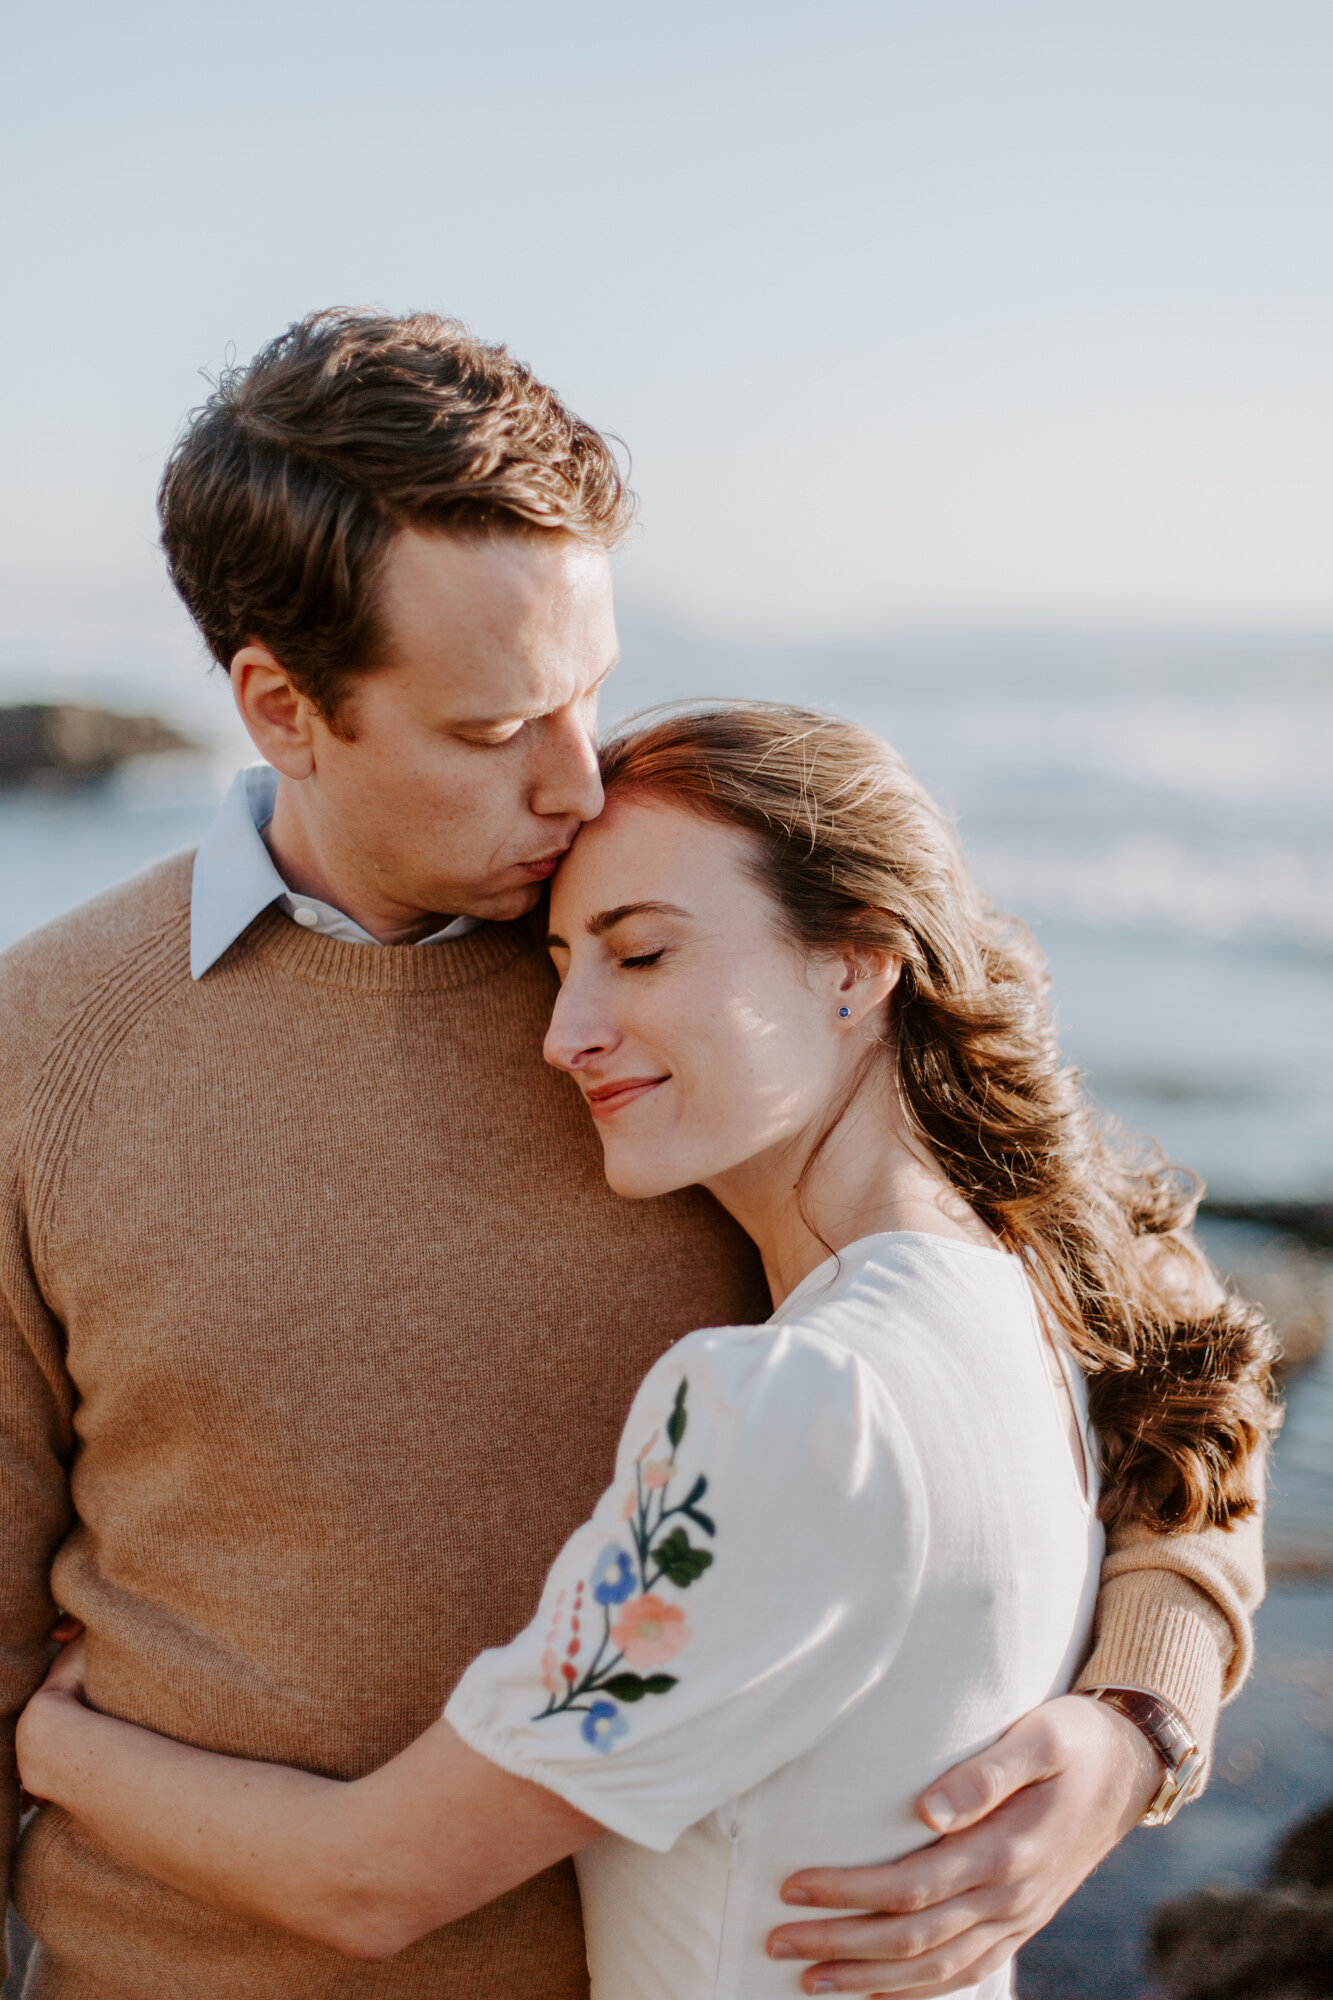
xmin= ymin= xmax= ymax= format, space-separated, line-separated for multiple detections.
xmin=832 ymin=949 xmax=903 ymax=1029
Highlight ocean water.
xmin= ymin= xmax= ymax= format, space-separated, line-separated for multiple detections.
xmin=2 ymin=624 xmax=1330 ymax=1204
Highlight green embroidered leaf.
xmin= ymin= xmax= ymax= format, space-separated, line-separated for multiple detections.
xmin=601 ymin=1673 xmax=679 ymax=1702
xmin=662 ymin=1547 xmax=713 ymax=1585
xmin=666 ymin=1379 xmax=688 ymax=1450
xmin=681 ymin=1474 xmax=715 ymax=1534
xmin=651 ymin=1525 xmax=714 ymax=1586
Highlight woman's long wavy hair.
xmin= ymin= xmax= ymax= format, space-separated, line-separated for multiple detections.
xmin=599 ymin=702 xmax=1278 ymax=1536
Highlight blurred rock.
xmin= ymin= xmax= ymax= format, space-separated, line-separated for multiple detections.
xmin=0 ymin=704 xmax=192 ymax=782
xmin=1150 ymin=1799 xmax=1333 ymax=1998
xmin=1270 ymin=1802 xmax=1333 ymax=1894
xmin=1150 ymin=1882 xmax=1333 ymax=1998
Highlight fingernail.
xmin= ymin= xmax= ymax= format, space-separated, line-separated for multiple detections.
xmin=923 ymin=1789 xmax=956 ymax=1830
xmin=810 ymin=1984 xmax=837 ymax=1995
xmin=769 ymin=1942 xmax=797 ymax=1960
xmin=783 ymin=1887 xmax=811 ymax=1905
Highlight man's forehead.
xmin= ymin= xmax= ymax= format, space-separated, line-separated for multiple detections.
xmin=382 ymin=523 xmax=611 ymax=623
xmin=375 ymin=527 xmax=616 ymax=711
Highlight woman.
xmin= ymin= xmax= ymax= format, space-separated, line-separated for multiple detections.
xmin=18 ymin=705 xmax=1273 ymax=2000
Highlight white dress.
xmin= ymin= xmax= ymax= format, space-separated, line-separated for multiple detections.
xmin=446 ymin=1233 xmax=1104 ymax=2000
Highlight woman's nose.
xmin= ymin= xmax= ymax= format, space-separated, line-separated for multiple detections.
xmin=543 ymin=974 xmax=617 ymax=1074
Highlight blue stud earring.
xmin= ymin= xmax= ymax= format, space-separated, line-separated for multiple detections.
xmin=839 ymin=1007 xmax=850 ymax=1017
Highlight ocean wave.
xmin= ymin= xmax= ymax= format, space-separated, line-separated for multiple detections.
xmin=970 ymin=830 xmax=1333 ymax=952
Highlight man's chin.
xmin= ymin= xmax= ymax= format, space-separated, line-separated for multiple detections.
xmin=460 ymin=881 xmax=545 ymax=925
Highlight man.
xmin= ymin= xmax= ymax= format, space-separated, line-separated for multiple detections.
xmin=0 ymin=309 xmax=1262 ymax=1998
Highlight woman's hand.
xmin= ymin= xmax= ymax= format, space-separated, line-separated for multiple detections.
xmin=17 ymin=1621 xmax=91 ymax=1806
xmin=13 ymin=1685 xmax=601 ymax=1961
xmin=41 ymin=1622 xmax=88 ymax=1699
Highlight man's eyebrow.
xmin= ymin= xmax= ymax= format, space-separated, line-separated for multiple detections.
xmin=544 ymin=901 xmax=694 ymax=950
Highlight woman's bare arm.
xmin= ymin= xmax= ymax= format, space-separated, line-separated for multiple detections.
xmin=17 ymin=1653 xmax=602 ymax=1961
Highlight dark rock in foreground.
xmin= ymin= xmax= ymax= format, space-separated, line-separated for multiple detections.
xmin=1152 ymin=1882 xmax=1333 ymax=1999
xmin=1150 ymin=1799 xmax=1333 ymax=1998
xmin=0 ymin=704 xmax=193 ymax=782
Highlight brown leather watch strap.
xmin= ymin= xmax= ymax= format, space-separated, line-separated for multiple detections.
xmin=1079 ymin=1685 xmax=1206 ymax=1825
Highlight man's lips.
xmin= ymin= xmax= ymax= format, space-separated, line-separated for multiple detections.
xmin=515 ymin=850 xmax=569 ymax=882
xmin=583 ymin=1076 xmax=669 ymax=1119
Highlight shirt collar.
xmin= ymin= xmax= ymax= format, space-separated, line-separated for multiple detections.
xmin=190 ymin=764 xmax=479 ymax=979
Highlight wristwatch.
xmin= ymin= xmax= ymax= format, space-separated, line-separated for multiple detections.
xmin=1079 ymin=1686 xmax=1206 ymax=1825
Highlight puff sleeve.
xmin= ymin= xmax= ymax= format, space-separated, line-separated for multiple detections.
xmin=445 ymin=1320 xmax=928 ymax=1850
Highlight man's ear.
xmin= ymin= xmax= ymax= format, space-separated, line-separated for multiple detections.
xmin=230 ymin=645 xmax=318 ymax=778
xmin=832 ymin=948 xmax=903 ymax=1030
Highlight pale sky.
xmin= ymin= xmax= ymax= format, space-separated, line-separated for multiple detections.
xmin=3 ymin=0 xmax=1331 ymax=661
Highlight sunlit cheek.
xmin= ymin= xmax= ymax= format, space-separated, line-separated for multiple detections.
xmin=697 ymin=995 xmax=827 ymax=1154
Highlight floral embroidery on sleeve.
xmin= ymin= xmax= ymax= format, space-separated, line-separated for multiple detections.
xmin=533 ymin=1377 xmax=717 ymax=1750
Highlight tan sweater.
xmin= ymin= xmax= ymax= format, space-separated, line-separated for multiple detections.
xmin=0 ymin=856 xmax=1262 ymax=1998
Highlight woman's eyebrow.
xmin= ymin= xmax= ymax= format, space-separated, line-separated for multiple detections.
xmin=543 ymin=902 xmax=694 ymax=950
xmin=586 ymin=901 xmax=693 ymax=937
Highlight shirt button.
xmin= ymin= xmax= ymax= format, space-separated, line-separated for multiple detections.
xmin=292 ymin=905 xmax=320 ymax=929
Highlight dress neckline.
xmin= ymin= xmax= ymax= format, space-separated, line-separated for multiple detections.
xmin=769 ymin=1229 xmax=1018 ymax=1324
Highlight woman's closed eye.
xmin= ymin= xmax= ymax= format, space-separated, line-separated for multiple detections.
xmin=618 ymin=948 xmax=665 ymax=969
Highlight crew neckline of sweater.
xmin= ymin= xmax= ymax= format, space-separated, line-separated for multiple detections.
xmin=245 ymin=903 xmax=535 ymax=992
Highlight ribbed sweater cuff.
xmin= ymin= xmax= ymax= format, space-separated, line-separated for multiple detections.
xmin=1074 ymin=1570 xmax=1227 ymax=1783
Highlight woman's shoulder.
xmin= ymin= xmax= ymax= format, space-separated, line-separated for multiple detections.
xmin=639 ymin=1233 xmax=1019 ymax=1395
xmin=621 ymin=1297 xmax=923 ymax=1504
xmin=641 ymin=1303 xmax=884 ymax=1412
xmin=614 ymin=1235 xmax=1035 ymax=1506
xmin=777 ymin=1231 xmax=1030 ymax=1346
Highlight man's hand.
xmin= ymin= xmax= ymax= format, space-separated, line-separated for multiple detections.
xmin=765 ymin=1694 xmax=1164 ymax=1996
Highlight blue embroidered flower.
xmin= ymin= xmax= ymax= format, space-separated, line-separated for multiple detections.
xmin=530 ymin=1379 xmax=717 ymax=1740
xmin=590 ymin=1543 xmax=636 ymax=1606
xmin=581 ymin=1699 xmax=629 ymax=1753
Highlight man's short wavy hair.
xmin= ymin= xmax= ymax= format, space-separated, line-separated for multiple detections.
xmin=159 ymin=308 xmax=636 ymax=723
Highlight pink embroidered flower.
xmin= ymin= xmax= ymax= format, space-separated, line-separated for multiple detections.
xmin=619 ymin=1489 xmax=636 ymax=1521
xmin=611 ymin=1594 xmax=691 ymax=1667
xmin=641 ymin=1459 xmax=673 ymax=1490
xmin=634 ymin=1429 xmax=660 ymax=1463
xmin=540 ymin=1648 xmax=563 ymax=1696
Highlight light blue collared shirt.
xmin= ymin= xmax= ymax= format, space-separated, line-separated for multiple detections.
xmin=190 ymin=764 xmax=479 ymax=979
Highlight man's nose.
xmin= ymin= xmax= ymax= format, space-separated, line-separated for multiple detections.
xmin=531 ymin=710 xmax=603 ymax=824
xmin=543 ymin=974 xmax=616 ymax=1074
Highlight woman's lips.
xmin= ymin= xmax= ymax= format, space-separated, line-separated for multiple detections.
xmin=584 ymin=1076 xmax=668 ymax=1120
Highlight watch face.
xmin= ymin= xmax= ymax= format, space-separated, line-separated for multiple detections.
xmin=1145 ymin=1746 xmax=1206 ymax=1825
